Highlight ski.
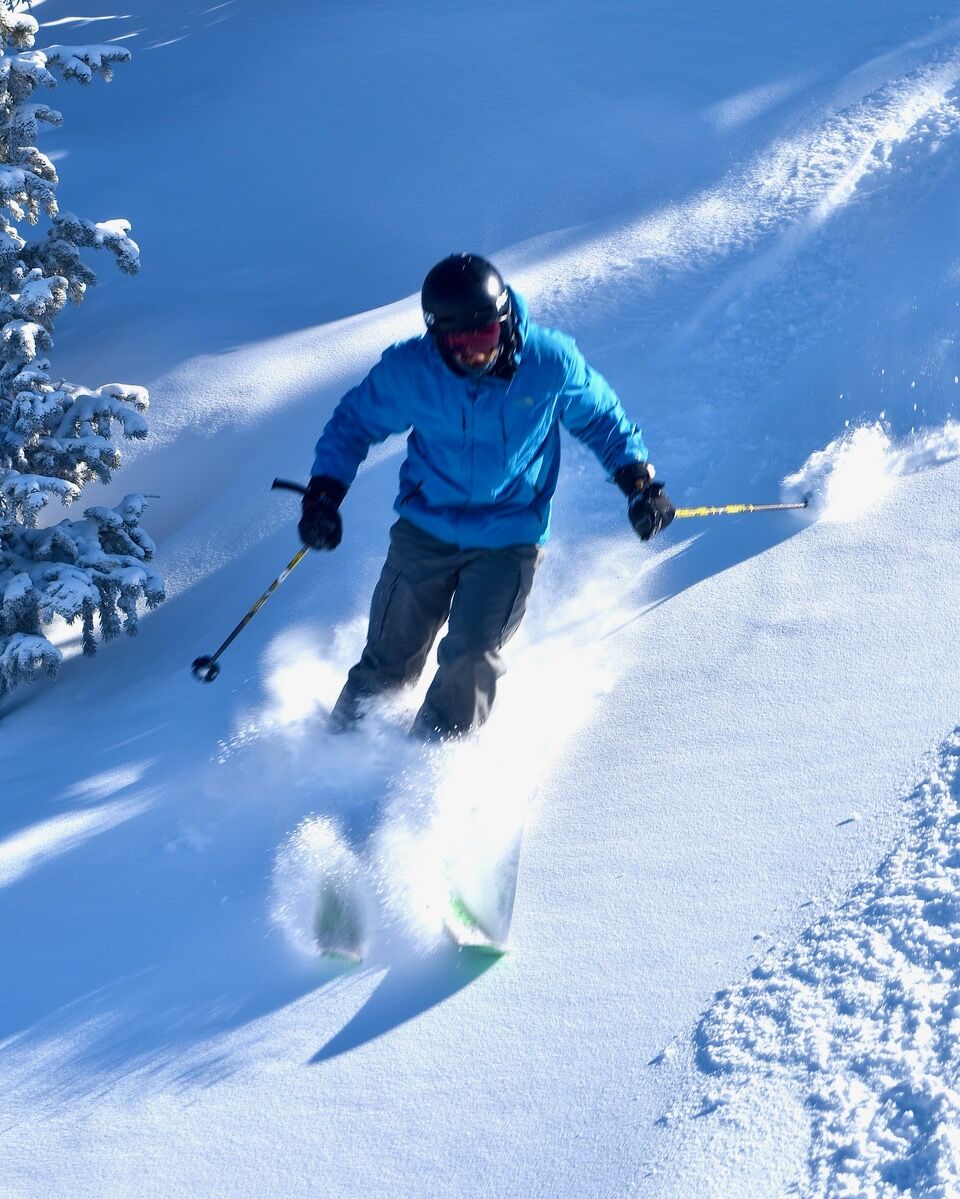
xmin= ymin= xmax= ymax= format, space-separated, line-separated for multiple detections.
xmin=443 ymin=822 xmax=524 ymax=955
xmin=313 ymin=880 xmax=365 ymax=966
xmin=443 ymin=894 xmax=509 ymax=956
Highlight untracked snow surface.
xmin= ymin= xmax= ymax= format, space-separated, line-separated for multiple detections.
xmin=6 ymin=2 xmax=960 ymax=1197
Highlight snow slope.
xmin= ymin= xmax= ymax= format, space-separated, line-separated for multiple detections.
xmin=5 ymin=2 xmax=960 ymax=1196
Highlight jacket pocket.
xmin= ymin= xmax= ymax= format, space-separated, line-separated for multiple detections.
xmin=398 ymin=479 xmax=425 ymax=508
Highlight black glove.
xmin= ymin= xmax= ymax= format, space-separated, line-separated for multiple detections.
xmin=298 ymin=475 xmax=347 ymax=550
xmin=628 ymin=481 xmax=675 ymax=540
xmin=614 ymin=462 xmax=675 ymax=542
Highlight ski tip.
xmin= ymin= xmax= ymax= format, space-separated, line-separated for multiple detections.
xmin=444 ymin=895 xmax=510 ymax=956
xmin=442 ymin=923 xmax=509 ymax=956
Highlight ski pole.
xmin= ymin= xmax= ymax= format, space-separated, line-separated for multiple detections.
xmin=191 ymin=478 xmax=309 ymax=683
xmin=673 ymin=498 xmax=809 ymax=519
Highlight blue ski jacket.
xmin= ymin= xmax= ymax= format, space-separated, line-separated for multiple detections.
xmin=311 ymin=289 xmax=648 ymax=548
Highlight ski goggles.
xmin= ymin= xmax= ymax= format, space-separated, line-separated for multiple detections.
xmin=436 ymin=322 xmax=502 ymax=357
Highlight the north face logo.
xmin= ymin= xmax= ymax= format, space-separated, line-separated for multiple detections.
xmin=515 ymin=395 xmax=536 ymax=408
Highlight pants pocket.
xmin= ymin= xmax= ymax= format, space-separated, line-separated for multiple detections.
xmin=368 ymin=564 xmax=401 ymax=644
xmin=497 ymin=550 xmax=540 ymax=648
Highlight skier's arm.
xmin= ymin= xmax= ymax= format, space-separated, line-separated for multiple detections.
xmin=557 ymin=339 xmax=648 ymax=475
xmin=311 ymin=347 xmax=413 ymax=487
xmin=557 ymin=339 xmax=676 ymax=540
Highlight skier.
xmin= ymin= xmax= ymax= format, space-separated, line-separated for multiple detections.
xmin=299 ymin=253 xmax=675 ymax=740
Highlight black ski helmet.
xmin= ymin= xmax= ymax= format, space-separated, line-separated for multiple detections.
xmin=421 ymin=253 xmax=511 ymax=334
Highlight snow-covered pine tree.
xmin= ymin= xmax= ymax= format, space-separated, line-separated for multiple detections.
xmin=0 ymin=2 xmax=163 ymax=697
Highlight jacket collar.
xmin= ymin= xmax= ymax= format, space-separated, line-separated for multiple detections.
xmin=507 ymin=286 xmax=529 ymax=350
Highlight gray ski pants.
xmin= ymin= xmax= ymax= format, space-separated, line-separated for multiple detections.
xmin=332 ymin=518 xmax=541 ymax=739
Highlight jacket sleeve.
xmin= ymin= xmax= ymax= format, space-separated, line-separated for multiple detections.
xmin=310 ymin=346 xmax=413 ymax=486
xmin=557 ymin=337 xmax=648 ymax=474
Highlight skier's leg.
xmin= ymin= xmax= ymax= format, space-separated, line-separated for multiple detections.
xmin=410 ymin=542 xmax=541 ymax=739
xmin=332 ymin=520 xmax=460 ymax=727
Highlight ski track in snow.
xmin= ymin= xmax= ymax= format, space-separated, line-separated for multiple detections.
xmin=508 ymin=40 xmax=960 ymax=498
xmin=512 ymin=46 xmax=960 ymax=336
xmin=687 ymin=732 xmax=960 ymax=1198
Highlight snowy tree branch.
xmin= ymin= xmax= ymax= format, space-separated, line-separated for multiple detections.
xmin=0 ymin=12 xmax=162 ymax=694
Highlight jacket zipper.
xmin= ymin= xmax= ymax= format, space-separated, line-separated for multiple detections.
xmin=467 ymin=388 xmax=477 ymax=498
